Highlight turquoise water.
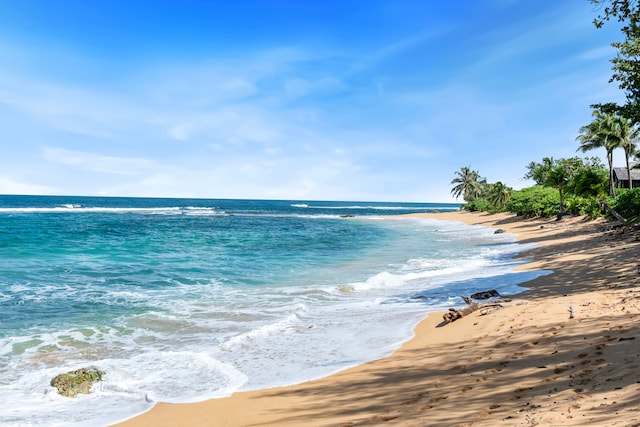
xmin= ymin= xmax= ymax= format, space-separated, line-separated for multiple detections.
xmin=0 ymin=196 xmax=546 ymax=426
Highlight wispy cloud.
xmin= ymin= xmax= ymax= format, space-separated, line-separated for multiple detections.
xmin=579 ymin=45 xmax=615 ymax=61
xmin=0 ymin=2 xmax=627 ymax=201
xmin=0 ymin=175 xmax=54 ymax=195
xmin=42 ymin=147 xmax=156 ymax=175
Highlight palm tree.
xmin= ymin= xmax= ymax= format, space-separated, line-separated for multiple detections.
xmin=525 ymin=157 xmax=554 ymax=185
xmin=571 ymin=164 xmax=608 ymax=198
xmin=569 ymin=163 xmax=622 ymax=220
xmin=450 ymin=167 xmax=485 ymax=201
xmin=487 ymin=181 xmax=512 ymax=211
xmin=576 ymin=110 xmax=622 ymax=197
xmin=546 ymin=164 xmax=572 ymax=218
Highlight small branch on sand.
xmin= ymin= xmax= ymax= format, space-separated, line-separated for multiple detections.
xmin=442 ymin=293 xmax=514 ymax=324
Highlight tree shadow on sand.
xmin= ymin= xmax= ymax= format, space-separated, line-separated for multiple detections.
xmin=240 ymin=218 xmax=640 ymax=426
xmin=244 ymin=307 xmax=640 ymax=426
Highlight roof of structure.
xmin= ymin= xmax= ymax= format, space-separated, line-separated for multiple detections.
xmin=613 ymin=163 xmax=640 ymax=181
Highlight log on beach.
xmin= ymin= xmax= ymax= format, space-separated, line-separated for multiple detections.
xmin=442 ymin=302 xmax=479 ymax=323
xmin=442 ymin=292 xmax=513 ymax=324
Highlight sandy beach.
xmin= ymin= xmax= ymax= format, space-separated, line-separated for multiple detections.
xmin=114 ymin=211 xmax=640 ymax=427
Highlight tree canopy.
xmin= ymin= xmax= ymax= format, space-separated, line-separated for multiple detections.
xmin=443 ymin=3 xmax=640 ymax=222
xmin=590 ymin=1 xmax=640 ymax=123
xmin=450 ymin=167 xmax=486 ymax=202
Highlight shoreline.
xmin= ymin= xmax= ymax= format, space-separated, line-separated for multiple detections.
xmin=114 ymin=211 xmax=640 ymax=426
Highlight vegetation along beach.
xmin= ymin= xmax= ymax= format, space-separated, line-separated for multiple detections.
xmin=1 ymin=1 xmax=640 ymax=426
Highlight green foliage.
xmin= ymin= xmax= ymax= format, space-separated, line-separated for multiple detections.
xmin=591 ymin=0 xmax=637 ymax=30
xmin=524 ymin=157 xmax=554 ymax=185
xmin=568 ymin=162 xmax=609 ymax=197
xmin=611 ymin=187 xmax=640 ymax=219
xmin=525 ymin=157 xmax=603 ymax=216
xmin=565 ymin=195 xmax=604 ymax=218
xmin=452 ymin=157 xmax=606 ymax=218
xmin=485 ymin=181 xmax=512 ymax=211
xmin=463 ymin=198 xmax=492 ymax=212
xmin=505 ymin=186 xmax=561 ymax=218
xmin=591 ymin=1 xmax=640 ymax=123
xmin=450 ymin=166 xmax=486 ymax=202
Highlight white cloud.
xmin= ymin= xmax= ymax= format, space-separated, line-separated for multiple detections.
xmin=579 ymin=45 xmax=615 ymax=61
xmin=0 ymin=175 xmax=54 ymax=195
xmin=0 ymin=2 xmax=627 ymax=203
xmin=42 ymin=147 xmax=155 ymax=175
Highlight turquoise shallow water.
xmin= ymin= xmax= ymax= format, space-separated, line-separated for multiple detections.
xmin=0 ymin=196 xmax=547 ymax=426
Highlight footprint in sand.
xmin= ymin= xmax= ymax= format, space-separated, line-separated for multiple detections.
xmin=372 ymin=414 xmax=399 ymax=422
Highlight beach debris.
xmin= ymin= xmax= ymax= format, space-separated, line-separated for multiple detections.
xmin=470 ymin=289 xmax=501 ymax=300
xmin=443 ymin=302 xmax=479 ymax=323
xmin=50 ymin=367 xmax=105 ymax=398
xmin=494 ymin=228 xmax=506 ymax=234
xmin=442 ymin=291 xmax=513 ymax=324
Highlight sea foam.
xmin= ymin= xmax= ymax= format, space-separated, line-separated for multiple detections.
xmin=0 ymin=197 xmax=548 ymax=426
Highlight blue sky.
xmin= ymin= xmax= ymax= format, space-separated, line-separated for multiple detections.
xmin=0 ymin=0 xmax=626 ymax=202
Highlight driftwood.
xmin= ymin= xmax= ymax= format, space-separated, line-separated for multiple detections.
xmin=443 ymin=302 xmax=479 ymax=323
xmin=442 ymin=291 xmax=513 ymax=324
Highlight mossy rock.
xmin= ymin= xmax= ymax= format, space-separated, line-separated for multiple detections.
xmin=50 ymin=367 xmax=105 ymax=397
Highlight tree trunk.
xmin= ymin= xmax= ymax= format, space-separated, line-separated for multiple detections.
xmin=625 ymin=148 xmax=633 ymax=189
xmin=608 ymin=150 xmax=616 ymax=197
xmin=600 ymin=197 xmax=627 ymax=223
xmin=558 ymin=188 xmax=565 ymax=219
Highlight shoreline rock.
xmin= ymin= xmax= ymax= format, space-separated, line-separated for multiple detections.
xmin=50 ymin=367 xmax=105 ymax=398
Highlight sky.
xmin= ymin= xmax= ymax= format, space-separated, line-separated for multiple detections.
xmin=0 ymin=0 xmax=628 ymax=202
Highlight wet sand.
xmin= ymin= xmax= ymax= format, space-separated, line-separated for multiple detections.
xmin=114 ymin=211 xmax=640 ymax=426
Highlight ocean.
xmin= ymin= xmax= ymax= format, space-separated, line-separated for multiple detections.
xmin=0 ymin=195 xmax=547 ymax=426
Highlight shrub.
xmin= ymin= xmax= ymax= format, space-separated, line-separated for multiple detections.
xmin=565 ymin=195 xmax=604 ymax=218
xmin=505 ymin=186 xmax=560 ymax=217
xmin=463 ymin=198 xmax=491 ymax=212
xmin=612 ymin=187 xmax=640 ymax=220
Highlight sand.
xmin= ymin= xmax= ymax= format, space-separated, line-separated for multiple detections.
xmin=114 ymin=211 xmax=640 ymax=427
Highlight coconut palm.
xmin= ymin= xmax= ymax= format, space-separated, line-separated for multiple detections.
xmin=576 ymin=110 xmax=622 ymax=197
xmin=487 ymin=181 xmax=512 ymax=211
xmin=570 ymin=163 xmax=608 ymax=198
xmin=450 ymin=167 xmax=485 ymax=201
xmin=546 ymin=164 xmax=573 ymax=218
xmin=525 ymin=157 xmax=555 ymax=186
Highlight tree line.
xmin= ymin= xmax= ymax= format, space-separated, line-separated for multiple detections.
xmin=450 ymin=0 xmax=640 ymax=223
